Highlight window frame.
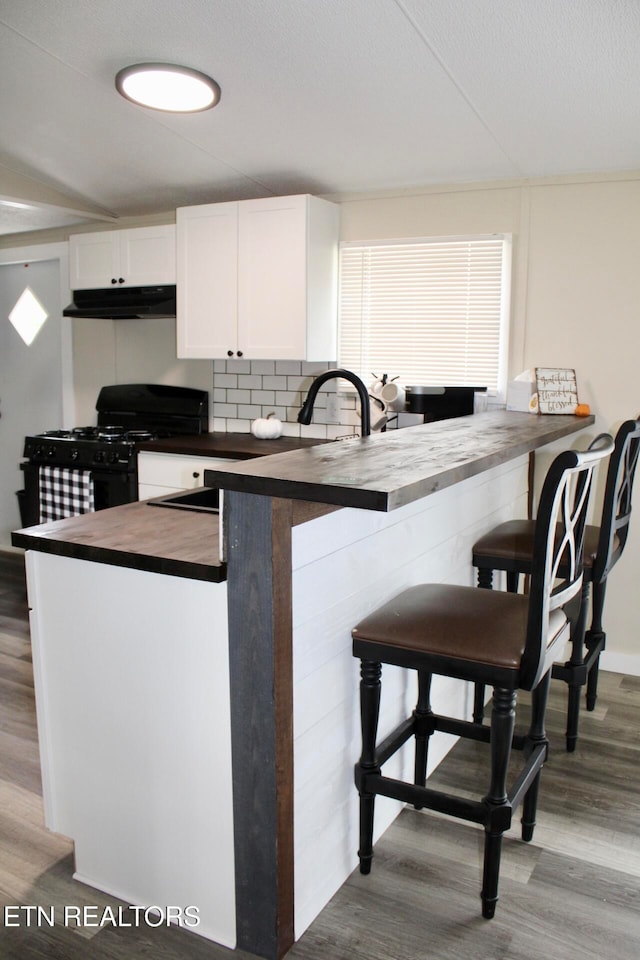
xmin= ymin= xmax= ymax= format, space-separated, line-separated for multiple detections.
xmin=337 ymin=233 xmax=512 ymax=401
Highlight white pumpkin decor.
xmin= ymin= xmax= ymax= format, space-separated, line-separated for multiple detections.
xmin=251 ymin=412 xmax=282 ymax=439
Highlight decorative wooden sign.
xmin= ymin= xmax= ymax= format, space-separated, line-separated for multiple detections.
xmin=535 ymin=367 xmax=579 ymax=415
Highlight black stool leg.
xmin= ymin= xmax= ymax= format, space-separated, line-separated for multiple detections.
xmin=473 ymin=682 xmax=486 ymax=724
xmin=481 ymin=687 xmax=516 ymax=920
xmin=565 ymin=580 xmax=591 ymax=752
xmin=521 ymin=670 xmax=551 ymax=841
xmin=473 ymin=568 xmax=519 ymax=725
xmin=586 ymin=580 xmax=607 ymax=712
xmin=413 ymin=671 xmax=433 ymax=807
xmin=505 ymin=572 xmax=520 ymax=593
xmin=356 ymin=659 xmax=382 ymax=875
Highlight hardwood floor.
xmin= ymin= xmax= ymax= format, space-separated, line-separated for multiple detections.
xmin=1 ymin=548 xmax=639 ymax=959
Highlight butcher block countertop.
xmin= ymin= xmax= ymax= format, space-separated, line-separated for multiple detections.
xmin=137 ymin=432 xmax=327 ymax=458
xmin=11 ymin=433 xmax=328 ymax=581
xmin=203 ymin=411 xmax=596 ymax=511
xmin=12 ymin=500 xmax=225 ymax=582
xmin=12 ymin=412 xmax=594 ymax=577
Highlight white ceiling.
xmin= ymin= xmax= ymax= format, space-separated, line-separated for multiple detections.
xmin=1 ymin=0 xmax=640 ymax=236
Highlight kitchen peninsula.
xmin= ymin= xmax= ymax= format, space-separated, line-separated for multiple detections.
xmin=12 ymin=411 xmax=594 ymax=960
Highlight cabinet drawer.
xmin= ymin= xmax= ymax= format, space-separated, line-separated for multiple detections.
xmin=137 ymin=452 xmax=237 ymax=490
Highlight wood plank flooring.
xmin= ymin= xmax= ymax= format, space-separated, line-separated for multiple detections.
xmin=1 ymin=548 xmax=639 ymax=959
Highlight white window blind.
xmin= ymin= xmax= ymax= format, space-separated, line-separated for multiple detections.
xmin=339 ymin=235 xmax=511 ymax=394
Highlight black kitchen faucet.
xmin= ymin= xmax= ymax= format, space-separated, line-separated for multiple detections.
xmin=297 ymin=368 xmax=371 ymax=437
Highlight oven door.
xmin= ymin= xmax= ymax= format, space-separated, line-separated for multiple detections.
xmin=20 ymin=461 xmax=137 ymax=526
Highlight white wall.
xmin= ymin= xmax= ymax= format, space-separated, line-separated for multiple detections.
xmin=338 ymin=173 xmax=640 ymax=669
xmin=71 ymin=314 xmax=213 ymax=425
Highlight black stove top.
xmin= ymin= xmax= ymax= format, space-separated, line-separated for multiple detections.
xmin=23 ymin=383 xmax=209 ymax=473
xmin=37 ymin=426 xmax=156 ymax=443
xmin=24 ymin=430 xmax=146 ymax=470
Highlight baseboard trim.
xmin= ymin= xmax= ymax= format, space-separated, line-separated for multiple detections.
xmin=601 ymin=653 xmax=640 ymax=678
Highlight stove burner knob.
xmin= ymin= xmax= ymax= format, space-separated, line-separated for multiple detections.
xmin=70 ymin=449 xmax=79 ymax=461
xmin=34 ymin=445 xmax=43 ymax=458
xmin=108 ymin=451 xmax=119 ymax=463
xmin=46 ymin=446 xmax=56 ymax=458
xmin=94 ymin=450 xmax=105 ymax=463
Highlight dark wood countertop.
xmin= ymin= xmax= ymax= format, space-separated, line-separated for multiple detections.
xmin=10 ymin=433 xmax=329 ymax=579
xmin=203 ymin=411 xmax=596 ymax=511
xmin=137 ymin=432 xmax=327 ymax=458
xmin=12 ymin=500 xmax=225 ymax=583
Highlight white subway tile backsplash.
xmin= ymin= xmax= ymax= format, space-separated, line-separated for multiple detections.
xmin=211 ymin=359 xmax=361 ymax=436
xmin=238 ymin=374 xmax=263 ymax=390
xmin=286 ymin=376 xmax=306 ymax=392
xmin=251 ymin=390 xmax=276 ymax=405
xmin=226 ymin=418 xmax=252 ymax=433
xmin=215 ymin=403 xmax=239 ymax=418
xmin=276 ymin=361 xmax=302 ymax=375
xmin=226 ymin=358 xmax=251 ymax=374
xmin=238 ymin=405 xmax=263 ymax=420
xmin=227 ymin=389 xmax=251 ymax=404
xmin=251 ymin=360 xmax=276 ymax=376
xmin=275 ymin=390 xmax=303 ymax=407
xmin=301 ymin=361 xmax=332 ymax=376
xmin=300 ymin=422 xmax=328 ymax=439
xmin=216 ymin=374 xmax=238 ymax=389
xmin=262 ymin=375 xmax=288 ymax=390
xmin=280 ymin=421 xmax=301 ymax=437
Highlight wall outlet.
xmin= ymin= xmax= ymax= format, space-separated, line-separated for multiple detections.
xmin=326 ymin=393 xmax=340 ymax=423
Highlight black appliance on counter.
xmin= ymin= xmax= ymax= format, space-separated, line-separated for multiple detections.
xmin=19 ymin=383 xmax=208 ymax=528
xmin=404 ymin=385 xmax=486 ymax=422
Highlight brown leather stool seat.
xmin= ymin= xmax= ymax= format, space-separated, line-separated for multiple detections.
xmin=472 ymin=418 xmax=640 ymax=751
xmin=352 ymin=437 xmax=612 ymax=920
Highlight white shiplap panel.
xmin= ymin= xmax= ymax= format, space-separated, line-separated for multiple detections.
xmin=291 ymin=456 xmax=529 ymax=939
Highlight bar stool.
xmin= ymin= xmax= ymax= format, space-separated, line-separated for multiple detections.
xmin=472 ymin=418 xmax=640 ymax=751
xmin=352 ymin=436 xmax=612 ymax=919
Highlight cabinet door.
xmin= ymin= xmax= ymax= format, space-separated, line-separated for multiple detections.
xmin=237 ymin=195 xmax=308 ymax=359
xmin=119 ymin=225 xmax=176 ymax=286
xmin=177 ymin=203 xmax=239 ymax=359
xmin=137 ymin=452 xmax=237 ymax=498
xmin=69 ymin=232 xmax=120 ymax=289
xmin=70 ymin=226 xmax=176 ymax=289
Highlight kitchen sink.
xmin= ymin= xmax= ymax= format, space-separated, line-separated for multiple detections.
xmin=147 ymin=487 xmax=219 ymax=514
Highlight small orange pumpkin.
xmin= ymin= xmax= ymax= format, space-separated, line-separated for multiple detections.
xmin=575 ymin=403 xmax=591 ymax=417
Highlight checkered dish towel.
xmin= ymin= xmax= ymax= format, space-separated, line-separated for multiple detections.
xmin=39 ymin=466 xmax=95 ymax=522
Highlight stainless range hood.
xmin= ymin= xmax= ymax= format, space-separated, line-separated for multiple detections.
xmin=63 ymin=284 xmax=176 ymax=319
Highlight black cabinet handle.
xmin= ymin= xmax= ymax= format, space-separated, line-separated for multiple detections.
xmin=111 ymin=278 xmax=117 ymax=284
xmin=118 ymin=277 xmax=125 ymax=284
xmin=227 ymin=350 xmax=233 ymax=357
xmin=192 ymin=472 xmax=200 ymax=479
xmin=237 ymin=350 xmax=243 ymax=357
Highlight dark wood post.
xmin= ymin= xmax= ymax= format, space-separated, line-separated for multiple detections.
xmin=225 ymin=491 xmax=294 ymax=960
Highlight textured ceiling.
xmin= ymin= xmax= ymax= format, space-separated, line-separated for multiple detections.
xmin=1 ymin=0 xmax=639 ymax=236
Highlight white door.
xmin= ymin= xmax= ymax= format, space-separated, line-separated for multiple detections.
xmin=0 ymin=259 xmax=65 ymax=544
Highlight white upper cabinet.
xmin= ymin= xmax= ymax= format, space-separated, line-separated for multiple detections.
xmin=69 ymin=225 xmax=176 ymax=289
xmin=176 ymin=194 xmax=339 ymax=360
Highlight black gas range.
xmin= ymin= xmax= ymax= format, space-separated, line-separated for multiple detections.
xmin=20 ymin=384 xmax=208 ymax=527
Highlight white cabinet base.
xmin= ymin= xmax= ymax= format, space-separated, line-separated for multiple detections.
xmin=26 ymin=552 xmax=236 ymax=949
xmin=137 ymin=451 xmax=237 ymax=500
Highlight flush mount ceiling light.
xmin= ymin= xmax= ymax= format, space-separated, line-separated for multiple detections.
xmin=115 ymin=63 xmax=221 ymax=113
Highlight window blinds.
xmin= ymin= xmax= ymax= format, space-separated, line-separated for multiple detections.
xmin=339 ymin=235 xmax=511 ymax=393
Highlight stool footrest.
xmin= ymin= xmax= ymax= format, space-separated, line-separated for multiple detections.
xmin=507 ymin=742 xmax=547 ymax=809
xmin=366 ymin=772 xmax=489 ymax=825
xmin=375 ymin=717 xmax=416 ymax=767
